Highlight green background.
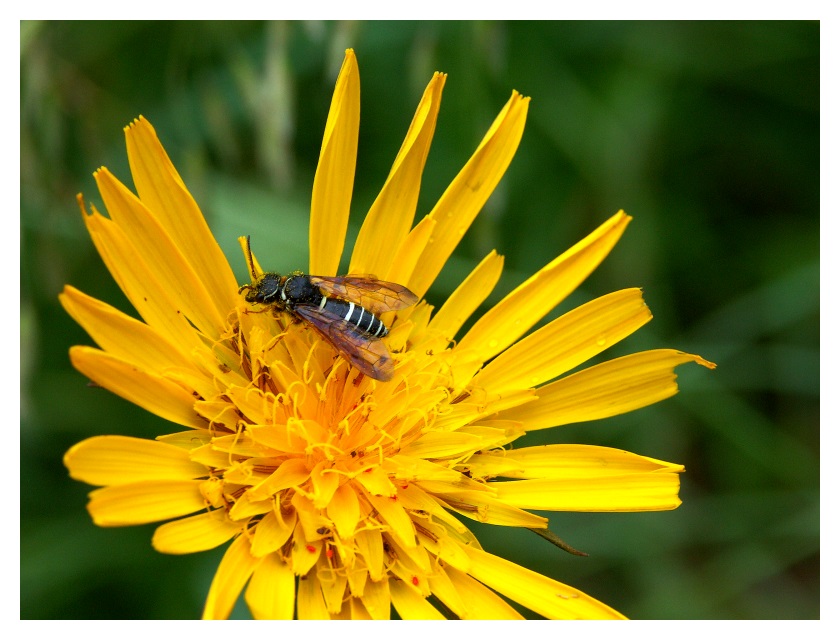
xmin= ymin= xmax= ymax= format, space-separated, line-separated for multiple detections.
xmin=20 ymin=21 xmax=819 ymax=619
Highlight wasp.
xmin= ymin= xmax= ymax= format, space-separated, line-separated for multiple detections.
xmin=238 ymin=236 xmax=419 ymax=382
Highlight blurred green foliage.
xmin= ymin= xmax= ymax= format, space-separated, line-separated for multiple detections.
xmin=20 ymin=21 xmax=818 ymax=619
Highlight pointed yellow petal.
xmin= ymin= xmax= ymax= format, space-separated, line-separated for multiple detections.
xmin=59 ymin=285 xmax=198 ymax=376
xmin=427 ymin=566 xmax=468 ymax=618
xmin=94 ymin=168 xmax=226 ymax=336
xmin=427 ymin=250 xmax=504 ymax=341
xmin=361 ymin=577 xmax=391 ymax=620
xmin=462 ymin=545 xmax=625 ymax=619
xmin=350 ymin=598 xmax=372 ymax=619
xmin=402 ymin=431 xmax=486 ymax=459
xmin=309 ymin=49 xmax=360 ymax=276
xmin=469 ymin=288 xmax=651 ymax=393
xmin=472 ymin=444 xmax=684 ymax=479
xmin=497 ymin=349 xmax=717 ymax=430
xmin=69 ymin=346 xmax=206 ymax=430
xmin=124 ymin=117 xmax=239 ymax=317
xmin=408 ymin=91 xmax=529 ymax=299
xmin=366 ymin=492 xmax=417 ymax=549
xmin=297 ymin=568 xmax=330 ymax=619
xmin=427 ymin=488 xmax=548 ymax=528
xmin=317 ymin=554 xmax=349 ymax=614
xmin=152 ymin=509 xmax=242 ymax=554
xmin=493 ymin=472 xmax=683 ymax=512
xmin=402 ymin=423 xmax=518 ymax=460
xmin=390 ymin=579 xmax=445 ymax=619
xmin=350 ymin=72 xmax=446 ymax=276
xmin=385 ymin=216 xmax=436 ymax=285
xmin=444 ymin=566 xmax=524 ymax=619
xmin=64 ymin=435 xmax=207 ymax=486
xmin=290 ymin=520 xmax=322 ymax=576
xmin=245 ymin=553 xmax=296 ymax=620
xmin=79 ymin=199 xmax=207 ymax=353
xmin=310 ymin=461 xmax=340 ymax=509
xmin=251 ymin=509 xmax=295 ymax=557
xmin=355 ymin=528 xmax=384 ymax=582
xmin=87 ymin=480 xmax=206 ymax=526
xmin=354 ymin=466 xmax=397 ymax=497
xmin=202 ymin=533 xmax=258 ymax=620
xmin=327 ymin=483 xmax=361 ymax=540
xmin=457 ymin=211 xmax=632 ymax=363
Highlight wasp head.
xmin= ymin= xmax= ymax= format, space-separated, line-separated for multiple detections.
xmin=240 ymin=272 xmax=285 ymax=304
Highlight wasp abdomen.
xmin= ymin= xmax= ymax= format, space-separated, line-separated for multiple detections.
xmin=321 ymin=298 xmax=387 ymax=338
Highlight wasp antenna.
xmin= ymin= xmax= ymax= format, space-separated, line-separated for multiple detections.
xmin=246 ymin=235 xmax=255 ymax=278
xmin=237 ymin=235 xmax=261 ymax=285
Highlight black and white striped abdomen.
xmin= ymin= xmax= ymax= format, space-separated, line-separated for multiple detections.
xmin=320 ymin=297 xmax=388 ymax=338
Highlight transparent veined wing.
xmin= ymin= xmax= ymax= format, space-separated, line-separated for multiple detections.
xmin=294 ymin=305 xmax=395 ymax=381
xmin=309 ymin=276 xmax=418 ymax=316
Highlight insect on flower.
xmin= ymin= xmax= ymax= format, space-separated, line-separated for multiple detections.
xmin=238 ymin=236 xmax=419 ymax=382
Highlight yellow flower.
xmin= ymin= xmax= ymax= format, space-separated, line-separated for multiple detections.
xmin=62 ymin=49 xmax=714 ymax=620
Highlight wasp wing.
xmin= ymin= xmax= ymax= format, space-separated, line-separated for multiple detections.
xmin=294 ymin=305 xmax=395 ymax=381
xmin=309 ymin=276 xmax=419 ymax=316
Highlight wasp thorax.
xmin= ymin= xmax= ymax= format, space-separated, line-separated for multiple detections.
xmin=281 ymin=275 xmax=322 ymax=306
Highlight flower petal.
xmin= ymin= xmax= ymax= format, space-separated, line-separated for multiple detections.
xmin=79 ymin=198 xmax=207 ymax=354
xmin=497 ymin=349 xmax=717 ymax=429
xmin=457 ymin=211 xmax=632 ymax=363
xmin=461 ymin=545 xmax=625 ymax=619
xmin=251 ymin=508 xmax=295 ymax=557
xmin=152 ymin=509 xmax=242 ymax=554
xmin=59 ymin=285 xmax=198 ymax=377
xmin=408 ymin=91 xmax=530 ymax=299
xmin=350 ymin=72 xmax=446 ymax=277
xmin=350 ymin=599 xmax=372 ymax=619
xmin=297 ymin=567 xmax=330 ymax=619
xmin=64 ymin=435 xmax=207 ymax=486
xmin=124 ymin=117 xmax=239 ymax=317
xmin=469 ymin=288 xmax=651 ymax=393
xmin=385 ymin=216 xmax=436 ymax=285
xmin=94 ymin=168 xmax=226 ymax=336
xmin=360 ymin=576 xmax=391 ymax=620
xmin=309 ymin=49 xmax=360 ymax=276
xmin=290 ymin=520 xmax=322 ymax=576
xmin=470 ymin=444 xmax=684 ymax=479
xmin=444 ymin=566 xmax=524 ymax=619
xmin=427 ymin=250 xmax=504 ymax=341
xmin=202 ymin=533 xmax=258 ymax=620
xmin=390 ymin=579 xmax=445 ymax=619
xmin=310 ymin=461 xmax=340 ymax=509
xmin=355 ymin=528 xmax=385 ymax=582
xmin=365 ymin=492 xmax=417 ymax=549
xmin=316 ymin=554 xmax=350 ymax=614
xmin=69 ymin=346 xmax=206 ymax=430
xmin=70 ymin=346 xmax=206 ymax=429
xmin=493 ymin=472 xmax=684 ymax=512
xmin=327 ymin=483 xmax=361 ymax=540
xmin=245 ymin=553 xmax=296 ymax=620
xmin=87 ymin=480 xmax=206 ymax=526
xmin=427 ymin=566 xmax=468 ymax=618
xmin=426 ymin=488 xmax=548 ymax=528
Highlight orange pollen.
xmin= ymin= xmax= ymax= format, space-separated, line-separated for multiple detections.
xmin=306 ymin=545 xmax=316 ymax=553
xmin=412 ymin=576 xmax=420 ymax=586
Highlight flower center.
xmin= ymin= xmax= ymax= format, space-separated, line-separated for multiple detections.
xmin=189 ymin=307 xmax=457 ymax=584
